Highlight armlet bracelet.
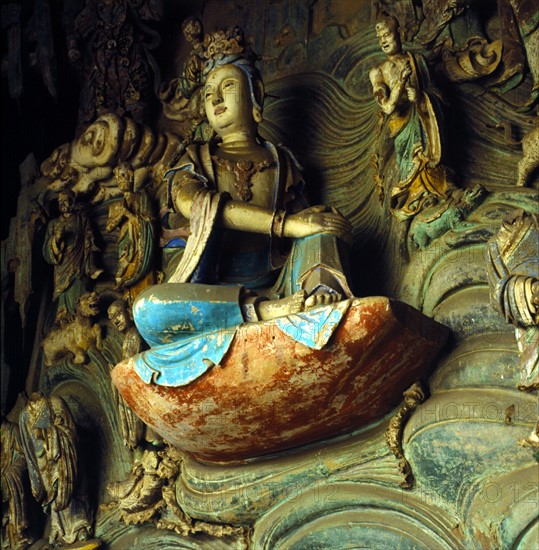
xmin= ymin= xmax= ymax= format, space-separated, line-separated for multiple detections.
xmin=271 ymin=209 xmax=287 ymax=239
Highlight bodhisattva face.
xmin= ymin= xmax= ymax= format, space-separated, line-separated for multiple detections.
xmin=204 ymin=64 xmax=258 ymax=139
xmin=376 ymin=22 xmax=400 ymax=56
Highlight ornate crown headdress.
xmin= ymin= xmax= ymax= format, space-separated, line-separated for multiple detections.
xmin=202 ymin=25 xmax=258 ymax=75
xmin=201 ymin=25 xmax=263 ymax=112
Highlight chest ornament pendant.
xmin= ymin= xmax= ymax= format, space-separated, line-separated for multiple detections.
xmin=212 ymin=156 xmax=274 ymax=202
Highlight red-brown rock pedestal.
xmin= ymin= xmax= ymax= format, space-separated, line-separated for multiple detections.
xmin=112 ymin=296 xmax=449 ymax=461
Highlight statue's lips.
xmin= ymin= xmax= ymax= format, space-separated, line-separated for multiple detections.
xmin=214 ymin=106 xmax=227 ymax=116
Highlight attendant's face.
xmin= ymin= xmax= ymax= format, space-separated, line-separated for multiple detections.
xmin=109 ymin=305 xmax=129 ymax=332
xmin=42 ymin=144 xmax=70 ymax=178
xmin=58 ymin=192 xmax=75 ymax=213
xmin=157 ymin=457 xmax=176 ymax=479
xmin=115 ymin=164 xmax=133 ymax=191
xmin=376 ymin=22 xmax=400 ymax=55
xmin=204 ymin=64 xmax=256 ymax=137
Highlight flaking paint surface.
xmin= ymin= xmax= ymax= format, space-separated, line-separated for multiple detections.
xmin=112 ymin=297 xmax=448 ymax=461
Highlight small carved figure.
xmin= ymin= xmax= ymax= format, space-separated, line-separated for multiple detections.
xmin=370 ymin=15 xmax=453 ymax=219
xmin=176 ymin=16 xmax=205 ymax=98
xmin=66 ymin=0 xmax=162 ymax=128
xmin=487 ymin=210 xmax=539 ymax=387
xmin=108 ymin=442 xmax=244 ymax=537
xmin=40 ymin=143 xmax=77 ymax=191
xmin=517 ymin=122 xmax=539 ymax=187
xmin=19 ymin=393 xmax=93 ymax=545
xmin=107 ymin=445 xmax=181 ymax=526
xmin=107 ymin=449 xmax=164 ymax=523
xmin=159 ymin=17 xmax=207 ymax=140
xmin=108 ymin=299 xmax=144 ymax=359
xmin=42 ymin=113 xmax=183 ymax=204
xmin=43 ymin=291 xmax=103 ymax=367
xmin=496 ymin=0 xmax=539 ymax=95
xmin=156 ymin=445 xmax=245 ymax=538
xmin=42 ymin=190 xmax=103 ymax=322
xmin=376 ymin=1 xmax=504 ymax=86
xmin=487 ymin=210 xmax=538 ymax=446
xmin=1 ymin=401 xmax=33 ymax=549
xmin=410 ymin=185 xmax=487 ymax=249
xmin=106 ymin=162 xmax=155 ymax=290
xmin=107 ymin=299 xmax=145 ymax=449
xmin=42 ymin=129 xmax=114 ymax=202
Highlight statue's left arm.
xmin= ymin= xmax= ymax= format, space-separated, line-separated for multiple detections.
xmin=170 ymin=152 xmax=351 ymax=242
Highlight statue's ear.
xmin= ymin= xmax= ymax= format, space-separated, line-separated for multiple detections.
xmin=253 ymin=107 xmax=263 ymax=124
xmin=252 ymin=80 xmax=265 ymax=123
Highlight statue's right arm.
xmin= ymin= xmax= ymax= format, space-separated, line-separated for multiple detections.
xmin=106 ymin=202 xmax=127 ymax=231
xmin=370 ymin=67 xmax=391 ymax=113
xmin=370 ymin=65 xmax=408 ymax=115
xmin=173 ymin=172 xmax=279 ymax=234
xmin=50 ymin=240 xmax=63 ymax=261
xmin=43 ymin=222 xmax=63 ymax=264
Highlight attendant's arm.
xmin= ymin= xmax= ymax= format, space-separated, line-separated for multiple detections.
xmin=370 ymin=64 xmax=410 ymax=115
xmin=106 ymin=203 xmax=127 ymax=231
xmin=48 ymin=223 xmax=65 ymax=263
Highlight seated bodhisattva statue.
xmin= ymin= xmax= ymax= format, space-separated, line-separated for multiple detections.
xmin=130 ymin=28 xmax=354 ymax=386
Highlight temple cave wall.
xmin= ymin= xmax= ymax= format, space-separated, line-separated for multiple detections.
xmin=1 ymin=1 xmax=538 ymax=548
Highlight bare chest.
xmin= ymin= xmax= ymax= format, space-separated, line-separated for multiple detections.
xmin=382 ymin=57 xmax=416 ymax=89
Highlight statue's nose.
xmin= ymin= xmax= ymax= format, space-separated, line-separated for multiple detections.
xmin=213 ymin=90 xmax=223 ymax=105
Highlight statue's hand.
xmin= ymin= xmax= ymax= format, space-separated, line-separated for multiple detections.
xmin=285 ymin=206 xmax=352 ymax=242
xmin=406 ymin=86 xmax=418 ymax=102
xmin=400 ymin=61 xmax=412 ymax=81
xmin=54 ymin=225 xmax=64 ymax=240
